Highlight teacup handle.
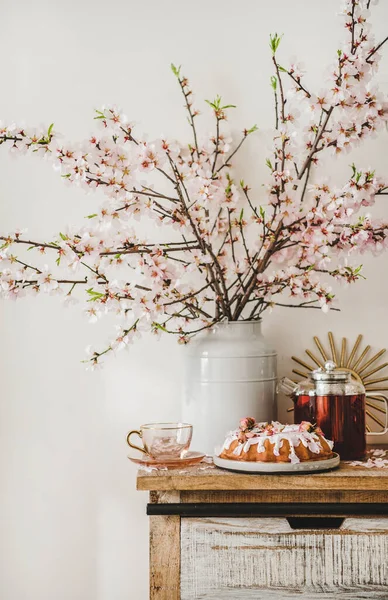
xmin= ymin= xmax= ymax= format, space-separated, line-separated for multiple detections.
xmin=126 ymin=430 xmax=148 ymax=454
xmin=366 ymin=393 xmax=388 ymax=435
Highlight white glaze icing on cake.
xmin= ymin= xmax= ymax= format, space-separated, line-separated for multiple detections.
xmin=219 ymin=419 xmax=334 ymax=464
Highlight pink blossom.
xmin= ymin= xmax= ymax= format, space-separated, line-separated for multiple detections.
xmin=0 ymin=1 xmax=387 ymax=365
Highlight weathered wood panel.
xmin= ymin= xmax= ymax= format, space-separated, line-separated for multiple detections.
xmin=181 ymin=517 xmax=388 ymax=599
xmin=149 ymin=491 xmax=180 ymax=600
xmin=150 ymin=490 xmax=181 ymax=504
xmin=183 ymin=588 xmax=388 ymax=599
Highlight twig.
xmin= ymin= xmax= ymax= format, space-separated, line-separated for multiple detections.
xmin=350 ymin=0 xmax=356 ymax=54
xmin=273 ymin=84 xmax=279 ymax=129
xmin=183 ymin=302 xmax=212 ymax=319
xmin=242 ymin=186 xmax=260 ymax=219
xmin=101 ymin=245 xmax=199 ymax=256
xmin=176 ymin=76 xmax=199 ymax=158
xmin=300 ymin=161 xmax=312 ymax=204
xmin=162 ymin=283 xmax=213 ymax=307
xmin=266 ymin=300 xmax=340 ymax=312
xmin=298 ymin=107 xmax=333 ymax=180
xmin=0 ymin=236 xmax=59 ymax=250
xmin=211 ymin=117 xmax=221 ymax=173
xmin=286 ymin=71 xmax=311 ymax=98
xmin=272 ymin=57 xmax=287 ymax=175
xmin=214 ymin=135 xmax=248 ymax=175
xmin=367 ymin=36 xmax=388 ymax=63
xmin=239 ymin=222 xmax=252 ymax=266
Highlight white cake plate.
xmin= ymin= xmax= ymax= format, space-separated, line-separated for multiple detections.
xmin=213 ymin=452 xmax=340 ymax=473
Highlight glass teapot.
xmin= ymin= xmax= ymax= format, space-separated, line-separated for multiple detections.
xmin=279 ymin=361 xmax=388 ymax=460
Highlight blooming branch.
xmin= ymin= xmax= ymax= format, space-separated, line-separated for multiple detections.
xmin=0 ymin=0 xmax=387 ymax=365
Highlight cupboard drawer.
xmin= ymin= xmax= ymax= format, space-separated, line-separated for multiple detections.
xmin=181 ymin=517 xmax=388 ymax=599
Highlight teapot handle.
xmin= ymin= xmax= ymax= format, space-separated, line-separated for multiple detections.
xmin=365 ymin=393 xmax=388 ymax=435
xmin=277 ymin=377 xmax=299 ymax=398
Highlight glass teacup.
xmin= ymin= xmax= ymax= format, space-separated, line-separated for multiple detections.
xmin=126 ymin=422 xmax=193 ymax=459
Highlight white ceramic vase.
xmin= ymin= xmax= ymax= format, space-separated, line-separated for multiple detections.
xmin=182 ymin=321 xmax=277 ymax=455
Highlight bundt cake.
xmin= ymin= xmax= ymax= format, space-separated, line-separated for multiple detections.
xmin=219 ymin=418 xmax=334 ymax=464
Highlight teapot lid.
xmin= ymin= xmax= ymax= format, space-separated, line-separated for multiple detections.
xmin=310 ymin=360 xmax=349 ymax=382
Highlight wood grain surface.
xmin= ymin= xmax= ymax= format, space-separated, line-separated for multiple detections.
xmin=149 ymin=491 xmax=181 ymax=600
xmin=180 ymin=490 xmax=388 ymax=504
xmin=180 ymin=517 xmax=388 ymax=599
xmin=180 ymin=588 xmax=388 ymax=599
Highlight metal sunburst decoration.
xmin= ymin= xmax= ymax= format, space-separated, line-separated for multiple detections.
xmin=287 ymin=332 xmax=388 ymax=433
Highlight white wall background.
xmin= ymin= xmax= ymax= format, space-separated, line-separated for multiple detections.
xmin=1 ymin=1 xmax=388 ymax=598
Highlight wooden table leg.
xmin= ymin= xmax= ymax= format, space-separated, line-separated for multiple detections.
xmin=149 ymin=491 xmax=181 ymax=600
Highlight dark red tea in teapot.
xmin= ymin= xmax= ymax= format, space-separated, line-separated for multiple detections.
xmin=294 ymin=393 xmax=366 ymax=460
xmin=279 ymin=360 xmax=388 ymax=461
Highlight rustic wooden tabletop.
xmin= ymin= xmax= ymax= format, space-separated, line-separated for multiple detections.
xmin=137 ymin=451 xmax=388 ymax=492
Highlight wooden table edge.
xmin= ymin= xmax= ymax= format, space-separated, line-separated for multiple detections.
xmin=137 ymin=475 xmax=388 ymax=492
